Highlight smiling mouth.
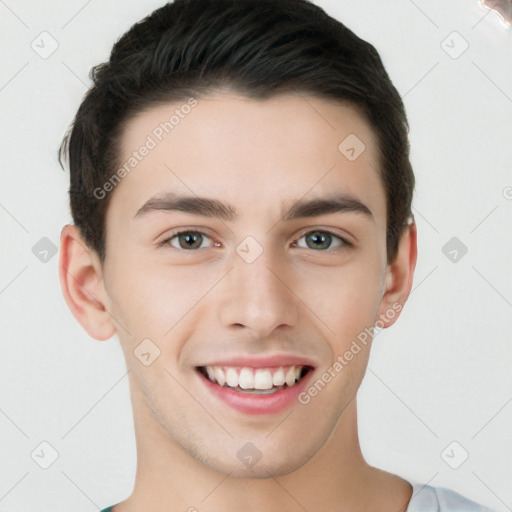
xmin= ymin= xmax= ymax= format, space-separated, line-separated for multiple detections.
xmin=197 ymin=365 xmax=313 ymax=395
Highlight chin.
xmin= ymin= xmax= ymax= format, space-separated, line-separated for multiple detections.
xmin=190 ymin=438 xmax=321 ymax=479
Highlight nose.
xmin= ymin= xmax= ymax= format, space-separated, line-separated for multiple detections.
xmin=218 ymin=246 xmax=300 ymax=338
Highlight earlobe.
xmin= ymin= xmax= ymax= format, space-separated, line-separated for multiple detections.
xmin=59 ymin=224 xmax=116 ymax=341
xmin=377 ymin=223 xmax=418 ymax=329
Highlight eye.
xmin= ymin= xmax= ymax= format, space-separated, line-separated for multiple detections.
xmin=293 ymin=230 xmax=350 ymax=251
xmin=161 ymin=230 xmax=217 ymax=250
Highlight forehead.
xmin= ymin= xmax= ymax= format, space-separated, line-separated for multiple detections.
xmin=109 ymin=93 xmax=384 ymax=226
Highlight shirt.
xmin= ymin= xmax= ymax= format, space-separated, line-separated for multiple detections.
xmin=406 ymin=482 xmax=498 ymax=511
xmin=99 ymin=482 xmax=498 ymax=511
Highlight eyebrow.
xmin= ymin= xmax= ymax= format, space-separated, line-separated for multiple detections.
xmin=134 ymin=192 xmax=373 ymax=221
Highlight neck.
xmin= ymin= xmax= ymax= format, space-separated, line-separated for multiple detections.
xmin=116 ymin=383 xmax=412 ymax=512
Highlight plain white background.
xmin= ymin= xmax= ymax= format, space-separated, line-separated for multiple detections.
xmin=0 ymin=1 xmax=511 ymax=511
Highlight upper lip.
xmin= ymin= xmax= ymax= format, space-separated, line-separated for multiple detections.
xmin=196 ymin=354 xmax=317 ymax=369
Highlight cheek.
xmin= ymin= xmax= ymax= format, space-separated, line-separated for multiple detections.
xmin=104 ymin=256 xmax=220 ymax=347
xmin=295 ymin=253 xmax=385 ymax=342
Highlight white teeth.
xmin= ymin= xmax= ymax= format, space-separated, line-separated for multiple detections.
xmin=272 ymin=367 xmax=286 ymax=386
xmin=254 ymin=369 xmax=273 ymax=390
xmin=285 ymin=367 xmax=296 ymax=386
xmin=214 ymin=367 xmax=226 ymax=386
xmin=239 ymin=368 xmax=255 ymax=389
xmin=225 ymin=367 xmax=238 ymax=387
xmin=202 ymin=365 xmax=307 ymax=391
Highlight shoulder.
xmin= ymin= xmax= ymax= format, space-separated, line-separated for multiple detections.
xmin=406 ymin=482 xmax=498 ymax=512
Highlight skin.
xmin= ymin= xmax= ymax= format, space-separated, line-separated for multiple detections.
xmin=60 ymin=92 xmax=417 ymax=512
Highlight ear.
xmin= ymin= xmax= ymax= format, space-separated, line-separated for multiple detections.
xmin=376 ymin=223 xmax=418 ymax=328
xmin=59 ymin=224 xmax=116 ymax=341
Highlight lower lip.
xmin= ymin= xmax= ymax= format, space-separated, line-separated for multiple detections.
xmin=197 ymin=370 xmax=313 ymax=415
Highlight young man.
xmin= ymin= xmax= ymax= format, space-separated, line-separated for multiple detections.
xmin=58 ymin=0 xmax=497 ymax=510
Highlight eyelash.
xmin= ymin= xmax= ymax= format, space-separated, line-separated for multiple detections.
xmin=159 ymin=228 xmax=353 ymax=252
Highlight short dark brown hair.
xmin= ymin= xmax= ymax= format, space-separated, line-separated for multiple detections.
xmin=59 ymin=0 xmax=414 ymax=262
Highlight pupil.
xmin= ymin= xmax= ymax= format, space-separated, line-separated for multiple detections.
xmin=307 ymin=231 xmax=330 ymax=250
xmin=180 ymin=232 xmax=201 ymax=249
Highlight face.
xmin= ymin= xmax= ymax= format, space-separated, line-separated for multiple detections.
xmin=100 ymin=93 xmax=393 ymax=477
